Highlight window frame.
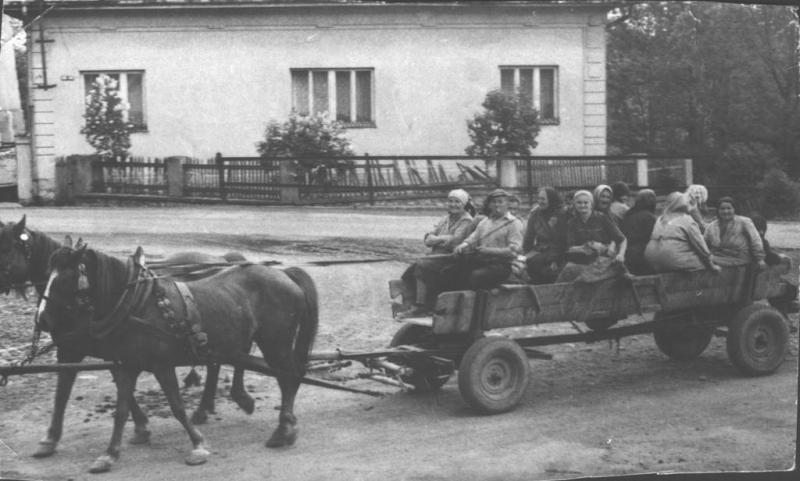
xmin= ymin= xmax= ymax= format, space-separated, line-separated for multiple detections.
xmin=81 ymin=70 xmax=148 ymax=132
xmin=499 ymin=65 xmax=559 ymax=125
xmin=290 ymin=68 xmax=376 ymax=128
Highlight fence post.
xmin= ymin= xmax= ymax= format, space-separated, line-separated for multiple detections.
xmin=683 ymin=158 xmax=693 ymax=186
xmin=278 ymin=158 xmax=300 ymax=203
xmin=216 ymin=152 xmax=226 ymax=201
xmin=636 ymin=157 xmax=649 ymax=187
xmin=165 ymin=157 xmax=184 ymax=198
xmin=365 ymin=154 xmax=375 ymax=205
xmin=498 ymin=157 xmax=518 ymax=188
xmin=526 ymin=157 xmax=533 ymax=206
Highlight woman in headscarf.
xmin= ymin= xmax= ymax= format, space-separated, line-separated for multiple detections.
xmin=522 ymin=187 xmax=567 ymax=284
xmin=644 ymin=192 xmax=719 ymax=273
xmin=556 ymin=189 xmax=627 ymax=283
xmin=685 ymin=184 xmax=709 ymax=233
xmin=704 ymin=197 xmax=766 ymax=267
xmin=593 ymin=184 xmax=614 ymax=216
xmin=397 ymin=189 xmax=474 ymax=318
xmin=620 ymin=189 xmax=657 ymax=275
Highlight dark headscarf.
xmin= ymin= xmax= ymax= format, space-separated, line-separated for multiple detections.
xmin=539 ymin=187 xmax=562 ymax=217
xmin=625 ymin=189 xmax=656 ymax=217
xmin=611 ymin=181 xmax=631 ymax=202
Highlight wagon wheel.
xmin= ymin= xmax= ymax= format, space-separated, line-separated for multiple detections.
xmin=585 ymin=318 xmax=617 ymax=331
xmin=457 ymin=336 xmax=530 ymax=414
xmin=652 ymin=312 xmax=714 ymax=361
xmin=726 ymin=304 xmax=789 ymax=376
xmin=388 ymin=324 xmax=453 ymax=392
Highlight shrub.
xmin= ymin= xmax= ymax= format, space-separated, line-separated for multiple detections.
xmin=256 ymin=111 xmax=353 ymax=183
xmin=465 ymin=89 xmax=541 ymax=157
xmin=80 ymin=74 xmax=131 ymax=160
xmin=754 ymin=168 xmax=800 ymax=219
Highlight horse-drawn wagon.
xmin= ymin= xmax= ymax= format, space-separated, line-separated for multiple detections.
xmin=385 ymin=259 xmax=796 ymax=414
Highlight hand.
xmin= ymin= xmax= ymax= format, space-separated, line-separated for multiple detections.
xmin=454 ymin=243 xmax=469 ymax=255
xmin=757 ymin=260 xmax=768 ymax=270
xmin=709 ymin=263 xmax=722 ymax=274
xmin=614 ymin=253 xmax=625 ymax=264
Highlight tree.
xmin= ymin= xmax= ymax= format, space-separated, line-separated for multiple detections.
xmin=256 ymin=111 xmax=353 ymax=183
xmin=80 ymin=75 xmax=131 ymax=159
xmin=465 ymin=89 xmax=541 ymax=157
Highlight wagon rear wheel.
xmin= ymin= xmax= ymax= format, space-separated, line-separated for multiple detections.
xmin=457 ymin=336 xmax=530 ymax=414
xmin=653 ymin=312 xmax=714 ymax=361
xmin=726 ymin=304 xmax=789 ymax=376
xmin=388 ymin=323 xmax=453 ymax=392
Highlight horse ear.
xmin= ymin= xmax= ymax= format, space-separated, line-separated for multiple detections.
xmin=63 ymin=235 xmax=73 ymax=248
xmin=12 ymin=215 xmax=26 ymax=237
xmin=75 ymin=237 xmax=86 ymax=250
xmin=133 ymin=246 xmax=146 ymax=268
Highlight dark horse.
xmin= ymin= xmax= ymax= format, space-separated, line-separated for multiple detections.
xmin=0 ymin=216 xmax=255 ymax=459
xmin=38 ymin=243 xmax=318 ymax=472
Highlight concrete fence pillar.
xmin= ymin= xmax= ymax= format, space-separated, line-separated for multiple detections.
xmin=636 ymin=157 xmax=649 ymax=187
xmin=72 ymin=156 xmax=98 ymax=196
xmin=683 ymin=158 xmax=693 ymax=186
xmin=14 ymin=135 xmax=32 ymax=204
xmin=165 ymin=157 xmax=185 ymax=197
xmin=498 ymin=158 xmax=518 ymax=188
xmin=279 ymin=160 xmax=299 ymax=203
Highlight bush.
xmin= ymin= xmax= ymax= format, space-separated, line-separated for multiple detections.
xmin=754 ymin=168 xmax=800 ymax=219
xmin=256 ymin=111 xmax=353 ymax=183
xmin=465 ymin=89 xmax=541 ymax=157
xmin=80 ymin=75 xmax=131 ymax=160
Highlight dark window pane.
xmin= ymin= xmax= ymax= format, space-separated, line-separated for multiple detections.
xmin=519 ymin=68 xmax=533 ymax=107
xmin=127 ymin=73 xmax=144 ymax=127
xmin=500 ymin=69 xmax=514 ymax=94
xmin=312 ymin=71 xmax=329 ymax=115
xmin=291 ymin=70 xmax=309 ymax=115
xmin=355 ymin=70 xmax=372 ymax=122
xmin=336 ymin=71 xmax=351 ymax=122
xmin=540 ymin=68 xmax=555 ymax=119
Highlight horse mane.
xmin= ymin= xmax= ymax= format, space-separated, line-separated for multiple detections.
xmin=29 ymin=229 xmax=63 ymax=291
xmin=84 ymin=249 xmax=136 ymax=320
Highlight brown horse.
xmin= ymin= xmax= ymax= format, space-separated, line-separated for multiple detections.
xmin=38 ymin=243 xmax=318 ymax=472
xmin=0 ymin=216 xmax=255 ymax=459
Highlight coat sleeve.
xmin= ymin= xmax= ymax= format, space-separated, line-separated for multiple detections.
xmin=684 ymin=218 xmax=712 ymax=259
xmin=440 ymin=218 xmax=474 ymax=251
xmin=522 ymin=209 xmax=537 ymax=253
xmin=741 ymin=217 xmax=766 ymax=262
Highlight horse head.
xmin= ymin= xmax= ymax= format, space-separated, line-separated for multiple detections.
xmin=38 ymin=243 xmax=92 ymax=334
xmin=0 ymin=215 xmax=32 ymax=294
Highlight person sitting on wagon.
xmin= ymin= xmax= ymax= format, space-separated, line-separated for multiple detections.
xmin=750 ymin=214 xmax=782 ymax=266
xmin=396 ymin=189 xmax=474 ymax=318
xmin=620 ymin=189 xmax=657 ymax=275
xmin=555 ymin=190 xmax=627 ymax=283
xmin=609 ymin=181 xmax=631 ymax=225
xmin=644 ymin=192 xmax=719 ymax=273
xmin=521 ymin=187 xmax=567 ymax=284
xmin=704 ymin=196 xmax=766 ymax=268
xmin=593 ymin=184 xmax=614 ymax=217
xmin=685 ymin=184 xmax=710 ymax=233
xmin=453 ymin=189 xmax=523 ymax=290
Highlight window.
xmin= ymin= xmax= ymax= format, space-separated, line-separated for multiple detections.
xmin=500 ymin=66 xmax=558 ymax=123
xmin=291 ymin=68 xmax=374 ymax=127
xmin=82 ymin=71 xmax=146 ymax=131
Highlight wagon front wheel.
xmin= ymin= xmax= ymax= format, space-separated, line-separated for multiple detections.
xmin=388 ymin=323 xmax=453 ymax=392
xmin=726 ymin=304 xmax=789 ymax=376
xmin=457 ymin=336 xmax=530 ymax=414
xmin=653 ymin=313 xmax=713 ymax=361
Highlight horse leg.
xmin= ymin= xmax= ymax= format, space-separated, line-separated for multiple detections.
xmin=151 ymin=366 xmax=209 ymax=466
xmin=258 ymin=345 xmax=300 ymax=448
xmin=230 ymin=366 xmax=255 ymax=415
xmin=32 ymin=348 xmax=83 ymax=458
xmin=127 ymin=393 xmax=151 ymax=445
xmin=190 ymin=364 xmax=219 ymax=425
xmin=88 ymin=367 xmax=140 ymax=474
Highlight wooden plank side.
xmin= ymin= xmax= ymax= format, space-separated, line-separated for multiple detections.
xmin=433 ymin=291 xmax=475 ymax=334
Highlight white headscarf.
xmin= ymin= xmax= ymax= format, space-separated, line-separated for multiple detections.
xmin=447 ymin=189 xmax=469 ymax=206
xmin=686 ymin=184 xmax=708 ymax=205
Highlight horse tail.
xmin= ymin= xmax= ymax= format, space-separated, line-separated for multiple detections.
xmin=283 ymin=267 xmax=319 ymax=375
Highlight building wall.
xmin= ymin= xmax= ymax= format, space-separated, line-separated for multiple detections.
xmin=27 ymin=3 xmax=608 ymax=199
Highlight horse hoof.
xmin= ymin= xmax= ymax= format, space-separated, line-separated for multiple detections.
xmin=190 ymin=409 xmax=208 ymax=425
xmin=232 ymin=393 xmax=255 ymax=415
xmin=88 ymin=455 xmax=115 ymax=473
xmin=265 ymin=426 xmax=297 ymax=448
xmin=185 ymin=447 xmax=210 ymax=466
xmin=32 ymin=440 xmax=57 ymax=458
xmin=129 ymin=428 xmax=151 ymax=445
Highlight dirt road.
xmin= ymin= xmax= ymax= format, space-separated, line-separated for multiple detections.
xmin=0 ymin=205 xmax=797 ymax=481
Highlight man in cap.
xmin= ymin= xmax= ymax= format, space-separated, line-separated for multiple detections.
xmin=453 ymin=189 xmax=523 ymax=289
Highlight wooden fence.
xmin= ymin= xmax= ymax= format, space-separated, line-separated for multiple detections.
xmin=61 ymin=154 xmax=692 ymax=206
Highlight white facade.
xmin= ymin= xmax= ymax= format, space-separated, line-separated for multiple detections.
xmin=16 ymin=1 xmax=610 ymax=201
